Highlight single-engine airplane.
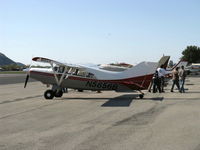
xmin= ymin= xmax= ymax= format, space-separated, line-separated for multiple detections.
xmin=24 ymin=56 xmax=169 ymax=99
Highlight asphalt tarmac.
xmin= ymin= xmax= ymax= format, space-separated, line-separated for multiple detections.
xmin=0 ymin=77 xmax=200 ymax=150
xmin=0 ymin=74 xmax=36 ymax=85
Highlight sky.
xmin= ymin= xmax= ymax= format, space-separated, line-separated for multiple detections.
xmin=0 ymin=0 xmax=200 ymax=65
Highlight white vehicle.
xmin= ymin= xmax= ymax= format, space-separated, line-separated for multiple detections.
xmin=186 ymin=63 xmax=200 ymax=75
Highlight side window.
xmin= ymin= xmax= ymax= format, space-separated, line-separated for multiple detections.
xmin=58 ymin=66 xmax=64 ymax=73
xmin=53 ymin=66 xmax=58 ymax=72
xmin=77 ymin=71 xmax=85 ymax=77
xmin=86 ymin=73 xmax=95 ymax=78
xmin=73 ymin=69 xmax=79 ymax=75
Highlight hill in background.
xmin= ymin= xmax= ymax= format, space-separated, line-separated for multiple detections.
xmin=0 ymin=52 xmax=16 ymax=66
xmin=0 ymin=52 xmax=25 ymax=69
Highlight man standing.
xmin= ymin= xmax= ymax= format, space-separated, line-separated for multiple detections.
xmin=171 ymin=67 xmax=180 ymax=92
xmin=157 ymin=65 xmax=166 ymax=92
xmin=179 ymin=66 xmax=186 ymax=93
xmin=153 ymin=70 xmax=161 ymax=93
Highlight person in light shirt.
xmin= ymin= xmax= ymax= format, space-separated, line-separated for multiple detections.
xmin=156 ymin=65 xmax=166 ymax=92
xmin=171 ymin=67 xmax=181 ymax=92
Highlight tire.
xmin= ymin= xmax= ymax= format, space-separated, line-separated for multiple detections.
xmin=139 ymin=94 xmax=144 ymax=99
xmin=55 ymin=90 xmax=63 ymax=97
xmin=78 ymin=89 xmax=83 ymax=92
xmin=44 ymin=90 xmax=55 ymax=99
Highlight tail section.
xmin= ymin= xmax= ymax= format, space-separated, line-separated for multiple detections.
xmin=119 ymin=56 xmax=172 ymax=90
xmin=119 ymin=62 xmax=158 ymax=79
xmin=87 ymin=56 xmax=171 ymax=81
xmin=119 ymin=56 xmax=171 ymax=78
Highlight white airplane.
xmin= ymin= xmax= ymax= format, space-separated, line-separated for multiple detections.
xmin=24 ymin=57 xmax=168 ymax=99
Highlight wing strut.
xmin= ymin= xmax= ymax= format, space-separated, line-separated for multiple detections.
xmin=50 ymin=61 xmax=68 ymax=87
xmin=58 ymin=67 xmax=68 ymax=86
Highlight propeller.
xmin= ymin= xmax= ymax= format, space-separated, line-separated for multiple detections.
xmin=24 ymin=74 xmax=29 ymax=88
xmin=24 ymin=57 xmax=33 ymax=88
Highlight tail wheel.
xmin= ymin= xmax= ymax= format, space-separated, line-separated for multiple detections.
xmin=55 ymin=90 xmax=63 ymax=97
xmin=44 ymin=90 xmax=55 ymax=99
xmin=139 ymin=94 xmax=144 ymax=99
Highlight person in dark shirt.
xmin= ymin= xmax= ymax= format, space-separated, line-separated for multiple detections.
xmin=153 ymin=70 xmax=161 ymax=93
xmin=179 ymin=66 xmax=186 ymax=93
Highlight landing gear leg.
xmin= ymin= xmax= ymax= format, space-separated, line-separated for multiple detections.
xmin=54 ymin=90 xmax=63 ymax=97
xmin=51 ymin=85 xmax=64 ymax=98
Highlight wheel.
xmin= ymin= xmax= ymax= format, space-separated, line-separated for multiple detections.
xmin=139 ymin=94 xmax=144 ymax=99
xmin=44 ymin=90 xmax=55 ymax=99
xmin=55 ymin=90 xmax=63 ymax=97
xmin=78 ymin=89 xmax=83 ymax=92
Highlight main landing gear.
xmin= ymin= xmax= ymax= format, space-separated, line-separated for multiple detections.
xmin=44 ymin=89 xmax=64 ymax=99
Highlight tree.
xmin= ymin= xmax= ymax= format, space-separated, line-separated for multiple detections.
xmin=1 ymin=64 xmax=21 ymax=71
xmin=181 ymin=46 xmax=200 ymax=64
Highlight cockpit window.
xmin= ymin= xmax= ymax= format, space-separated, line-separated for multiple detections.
xmin=58 ymin=66 xmax=65 ymax=73
xmin=53 ymin=66 xmax=65 ymax=73
xmin=71 ymin=70 xmax=96 ymax=79
xmin=53 ymin=67 xmax=58 ymax=72
xmin=53 ymin=66 xmax=96 ymax=79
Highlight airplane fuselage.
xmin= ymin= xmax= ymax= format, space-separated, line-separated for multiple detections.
xmin=30 ymin=69 xmax=153 ymax=92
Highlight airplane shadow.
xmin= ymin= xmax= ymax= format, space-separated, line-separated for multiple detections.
xmin=101 ymin=95 xmax=164 ymax=107
xmin=101 ymin=94 xmax=138 ymax=107
xmin=59 ymin=94 xmax=138 ymax=107
xmin=59 ymin=94 xmax=164 ymax=107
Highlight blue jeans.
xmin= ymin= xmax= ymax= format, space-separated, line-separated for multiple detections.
xmin=180 ymin=79 xmax=185 ymax=93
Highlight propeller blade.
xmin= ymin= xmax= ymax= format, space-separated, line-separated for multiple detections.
xmin=24 ymin=75 xmax=29 ymax=88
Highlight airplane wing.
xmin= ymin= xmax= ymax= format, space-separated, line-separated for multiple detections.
xmin=32 ymin=57 xmax=89 ymax=86
xmin=32 ymin=57 xmax=84 ymax=69
xmin=32 ymin=57 xmax=64 ymax=65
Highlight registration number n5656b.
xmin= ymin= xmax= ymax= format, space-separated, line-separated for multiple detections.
xmin=85 ymin=81 xmax=118 ymax=90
